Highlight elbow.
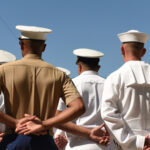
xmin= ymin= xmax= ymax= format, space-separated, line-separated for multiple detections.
xmin=78 ymin=102 xmax=85 ymax=116
xmin=77 ymin=98 xmax=85 ymax=116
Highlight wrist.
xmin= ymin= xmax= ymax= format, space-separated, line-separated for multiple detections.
xmin=42 ymin=120 xmax=48 ymax=131
xmin=86 ymin=128 xmax=91 ymax=139
xmin=13 ymin=119 xmax=19 ymax=128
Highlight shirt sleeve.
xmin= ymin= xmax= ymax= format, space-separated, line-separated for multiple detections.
xmin=101 ymin=75 xmax=145 ymax=150
xmin=61 ymin=74 xmax=81 ymax=105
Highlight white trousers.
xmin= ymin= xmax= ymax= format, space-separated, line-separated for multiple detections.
xmin=65 ymin=136 xmax=108 ymax=150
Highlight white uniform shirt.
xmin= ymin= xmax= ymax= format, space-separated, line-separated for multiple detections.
xmin=101 ymin=61 xmax=150 ymax=150
xmin=0 ymin=92 xmax=5 ymax=132
xmin=57 ymin=71 xmax=108 ymax=150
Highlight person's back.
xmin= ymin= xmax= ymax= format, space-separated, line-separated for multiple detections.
xmin=104 ymin=60 xmax=150 ymax=132
xmin=56 ymin=48 xmax=110 ymax=150
xmin=1 ymin=56 xmax=73 ymax=124
xmin=101 ymin=30 xmax=150 ymax=150
xmin=65 ymin=71 xmax=106 ymax=150
xmin=0 ymin=25 xmax=85 ymax=150
xmin=72 ymin=71 xmax=104 ymax=127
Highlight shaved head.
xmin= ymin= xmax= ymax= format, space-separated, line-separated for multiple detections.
xmin=19 ymin=39 xmax=46 ymax=56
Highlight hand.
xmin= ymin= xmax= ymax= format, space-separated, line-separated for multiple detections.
xmin=0 ymin=132 xmax=4 ymax=142
xmin=90 ymin=123 xmax=110 ymax=146
xmin=16 ymin=114 xmax=45 ymax=135
xmin=16 ymin=114 xmax=36 ymax=129
xmin=54 ymin=134 xmax=68 ymax=149
xmin=144 ymin=135 xmax=150 ymax=150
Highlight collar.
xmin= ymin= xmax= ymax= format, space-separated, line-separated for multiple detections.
xmin=23 ymin=54 xmax=42 ymax=60
xmin=80 ymin=70 xmax=98 ymax=75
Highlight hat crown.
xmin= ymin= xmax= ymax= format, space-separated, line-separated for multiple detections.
xmin=118 ymin=29 xmax=149 ymax=43
xmin=128 ymin=30 xmax=139 ymax=33
xmin=0 ymin=50 xmax=16 ymax=63
xmin=73 ymin=48 xmax=104 ymax=58
xmin=16 ymin=25 xmax=52 ymax=40
xmin=56 ymin=67 xmax=71 ymax=76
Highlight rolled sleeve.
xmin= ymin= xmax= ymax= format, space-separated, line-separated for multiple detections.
xmin=61 ymin=75 xmax=81 ymax=105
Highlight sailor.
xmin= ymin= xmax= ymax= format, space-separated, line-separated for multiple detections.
xmin=101 ymin=30 xmax=150 ymax=150
xmin=55 ymin=48 xmax=110 ymax=150
xmin=0 ymin=25 xmax=85 ymax=150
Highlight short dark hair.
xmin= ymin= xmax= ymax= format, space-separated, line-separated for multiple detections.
xmin=76 ymin=56 xmax=99 ymax=68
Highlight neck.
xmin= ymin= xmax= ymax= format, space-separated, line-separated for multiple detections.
xmin=124 ymin=56 xmax=141 ymax=62
xmin=23 ymin=51 xmax=42 ymax=58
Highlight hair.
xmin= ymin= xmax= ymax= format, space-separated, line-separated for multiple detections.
xmin=123 ymin=42 xmax=144 ymax=50
xmin=123 ymin=42 xmax=144 ymax=57
xmin=76 ymin=56 xmax=100 ymax=69
xmin=19 ymin=39 xmax=46 ymax=54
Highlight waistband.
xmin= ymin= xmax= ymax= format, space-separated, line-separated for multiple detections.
xmin=5 ymin=128 xmax=53 ymax=136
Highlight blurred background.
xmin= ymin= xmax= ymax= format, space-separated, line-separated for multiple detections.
xmin=0 ymin=0 xmax=150 ymax=78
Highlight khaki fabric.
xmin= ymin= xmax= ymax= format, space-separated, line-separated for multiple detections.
xmin=0 ymin=54 xmax=80 ymax=133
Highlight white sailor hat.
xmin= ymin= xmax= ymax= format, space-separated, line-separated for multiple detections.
xmin=73 ymin=48 xmax=104 ymax=58
xmin=0 ymin=50 xmax=16 ymax=64
xmin=118 ymin=30 xmax=149 ymax=44
xmin=16 ymin=25 xmax=52 ymax=40
xmin=56 ymin=67 xmax=71 ymax=76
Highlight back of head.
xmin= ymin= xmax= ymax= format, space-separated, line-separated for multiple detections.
xmin=118 ymin=30 xmax=149 ymax=61
xmin=124 ymin=42 xmax=144 ymax=57
xmin=20 ymin=39 xmax=45 ymax=51
xmin=16 ymin=25 xmax=52 ymax=56
xmin=73 ymin=48 xmax=104 ymax=70
xmin=76 ymin=57 xmax=100 ymax=69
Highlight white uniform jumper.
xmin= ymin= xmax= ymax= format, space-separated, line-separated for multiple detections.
xmin=101 ymin=61 xmax=150 ymax=150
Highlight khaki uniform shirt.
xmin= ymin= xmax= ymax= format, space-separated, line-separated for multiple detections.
xmin=0 ymin=54 xmax=80 ymax=133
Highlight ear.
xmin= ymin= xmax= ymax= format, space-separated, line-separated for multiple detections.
xmin=78 ymin=63 xmax=82 ymax=75
xmin=141 ymin=48 xmax=146 ymax=57
xmin=42 ymin=44 xmax=46 ymax=52
xmin=96 ymin=65 xmax=101 ymax=72
xmin=121 ymin=44 xmax=125 ymax=56
xmin=19 ymin=40 xmax=24 ymax=50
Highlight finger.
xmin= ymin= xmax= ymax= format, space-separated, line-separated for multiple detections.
xmin=91 ymin=135 xmax=101 ymax=141
xmin=24 ymin=114 xmax=31 ymax=117
xmin=24 ymin=114 xmax=37 ymax=121
xmin=18 ymin=128 xmax=30 ymax=135
xmin=0 ymin=133 xmax=4 ymax=136
xmin=16 ymin=124 xmax=27 ymax=132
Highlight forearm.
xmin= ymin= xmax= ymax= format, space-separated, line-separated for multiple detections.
xmin=56 ymin=122 xmax=90 ymax=138
xmin=42 ymin=97 xmax=85 ymax=130
xmin=0 ymin=111 xmax=18 ymax=128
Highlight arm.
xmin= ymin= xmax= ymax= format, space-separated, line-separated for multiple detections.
xmin=55 ymin=110 xmax=109 ymax=146
xmin=0 ymin=110 xmax=18 ymax=128
xmin=101 ymin=76 xmax=145 ymax=150
xmin=16 ymin=97 xmax=85 ymax=134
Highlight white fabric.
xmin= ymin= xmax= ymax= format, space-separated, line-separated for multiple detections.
xmin=101 ymin=61 xmax=150 ymax=150
xmin=56 ymin=67 xmax=71 ymax=76
xmin=16 ymin=25 xmax=52 ymax=40
xmin=0 ymin=50 xmax=16 ymax=63
xmin=118 ymin=30 xmax=149 ymax=44
xmin=73 ymin=48 xmax=104 ymax=58
xmin=0 ymin=93 xmax=5 ymax=132
xmin=57 ymin=71 xmax=112 ymax=150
